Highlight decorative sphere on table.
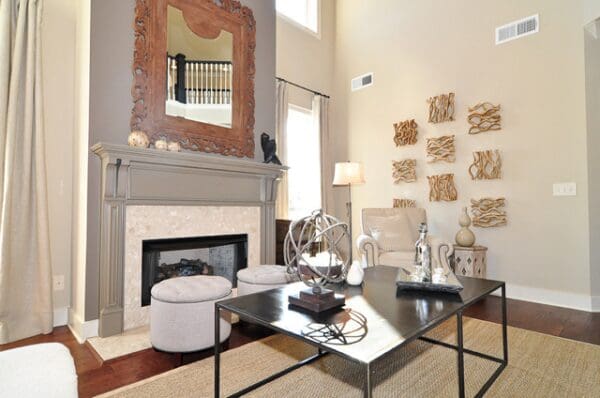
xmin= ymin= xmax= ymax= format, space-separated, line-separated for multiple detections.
xmin=284 ymin=209 xmax=351 ymax=294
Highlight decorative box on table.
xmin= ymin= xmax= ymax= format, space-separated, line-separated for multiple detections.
xmin=450 ymin=245 xmax=487 ymax=278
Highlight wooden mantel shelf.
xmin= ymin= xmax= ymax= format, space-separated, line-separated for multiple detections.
xmin=91 ymin=142 xmax=287 ymax=176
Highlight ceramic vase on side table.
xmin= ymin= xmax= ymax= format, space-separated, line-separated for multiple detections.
xmin=455 ymin=207 xmax=475 ymax=247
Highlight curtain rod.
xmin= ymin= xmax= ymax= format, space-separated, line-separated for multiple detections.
xmin=276 ymin=77 xmax=331 ymax=99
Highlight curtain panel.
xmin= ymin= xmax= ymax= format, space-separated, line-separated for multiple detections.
xmin=0 ymin=0 xmax=53 ymax=343
xmin=314 ymin=95 xmax=334 ymax=215
xmin=275 ymin=80 xmax=289 ymax=219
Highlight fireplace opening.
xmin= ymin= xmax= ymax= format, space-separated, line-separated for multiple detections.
xmin=141 ymin=234 xmax=248 ymax=306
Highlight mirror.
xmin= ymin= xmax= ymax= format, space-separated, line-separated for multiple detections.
xmin=131 ymin=0 xmax=256 ymax=158
xmin=166 ymin=5 xmax=233 ymax=128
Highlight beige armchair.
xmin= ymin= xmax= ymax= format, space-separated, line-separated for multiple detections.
xmin=357 ymin=208 xmax=453 ymax=270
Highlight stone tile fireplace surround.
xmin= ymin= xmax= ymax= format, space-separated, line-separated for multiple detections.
xmin=124 ymin=205 xmax=260 ymax=330
xmin=92 ymin=143 xmax=284 ymax=337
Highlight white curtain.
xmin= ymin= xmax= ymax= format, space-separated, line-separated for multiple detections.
xmin=275 ymin=80 xmax=289 ymax=219
xmin=0 ymin=0 xmax=53 ymax=344
xmin=314 ymin=94 xmax=334 ymax=214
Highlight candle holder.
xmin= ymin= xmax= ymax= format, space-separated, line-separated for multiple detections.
xmin=284 ymin=210 xmax=351 ymax=312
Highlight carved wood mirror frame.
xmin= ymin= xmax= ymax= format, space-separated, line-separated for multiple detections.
xmin=131 ymin=0 xmax=256 ymax=157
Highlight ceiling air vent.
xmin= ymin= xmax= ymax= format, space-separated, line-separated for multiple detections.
xmin=351 ymin=73 xmax=373 ymax=92
xmin=495 ymin=14 xmax=539 ymax=45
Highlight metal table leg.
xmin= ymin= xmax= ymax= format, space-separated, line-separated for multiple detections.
xmin=364 ymin=362 xmax=373 ymax=398
xmin=457 ymin=310 xmax=465 ymax=398
xmin=502 ymin=284 xmax=508 ymax=364
xmin=214 ymin=303 xmax=221 ymax=398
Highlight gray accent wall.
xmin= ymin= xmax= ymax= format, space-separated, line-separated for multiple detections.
xmin=86 ymin=0 xmax=276 ymax=321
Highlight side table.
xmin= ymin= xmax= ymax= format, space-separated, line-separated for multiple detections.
xmin=450 ymin=245 xmax=487 ymax=278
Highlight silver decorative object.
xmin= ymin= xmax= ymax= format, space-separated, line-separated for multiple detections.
xmin=414 ymin=223 xmax=432 ymax=280
xmin=284 ymin=209 xmax=351 ymax=312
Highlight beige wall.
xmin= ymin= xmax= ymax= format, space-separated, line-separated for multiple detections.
xmin=585 ymin=19 xmax=600 ymax=303
xmin=335 ymin=0 xmax=592 ymax=309
xmin=277 ymin=0 xmax=335 ymax=103
xmin=276 ymin=0 xmax=350 ymax=220
xmin=69 ymin=0 xmax=91 ymax=339
xmin=42 ymin=0 xmax=78 ymax=319
xmin=584 ymin=0 xmax=600 ymax=25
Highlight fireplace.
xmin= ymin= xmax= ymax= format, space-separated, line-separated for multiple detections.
xmin=141 ymin=234 xmax=248 ymax=306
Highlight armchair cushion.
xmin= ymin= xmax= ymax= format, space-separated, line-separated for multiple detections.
xmin=368 ymin=214 xmax=415 ymax=252
xmin=379 ymin=251 xmax=415 ymax=268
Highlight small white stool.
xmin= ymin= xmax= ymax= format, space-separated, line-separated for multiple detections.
xmin=237 ymin=265 xmax=299 ymax=296
xmin=150 ymin=275 xmax=232 ymax=353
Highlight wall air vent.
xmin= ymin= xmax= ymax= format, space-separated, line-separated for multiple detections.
xmin=495 ymin=14 xmax=539 ymax=45
xmin=351 ymin=73 xmax=373 ymax=92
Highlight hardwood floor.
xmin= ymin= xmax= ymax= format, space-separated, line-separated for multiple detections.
xmin=1 ymin=298 xmax=598 ymax=397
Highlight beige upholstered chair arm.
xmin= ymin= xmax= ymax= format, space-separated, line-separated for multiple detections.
xmin=357 ymin=234 xmax=380 ymax=267
xmin=428 ymin=235 xmax=454 ymax=269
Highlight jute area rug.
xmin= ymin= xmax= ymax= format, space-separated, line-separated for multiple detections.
xmin=97 ymin=317 xmax=600 ymax=397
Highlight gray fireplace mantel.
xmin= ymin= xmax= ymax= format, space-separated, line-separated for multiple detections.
xmin=91 ymin=142 xmax=285 ymax=337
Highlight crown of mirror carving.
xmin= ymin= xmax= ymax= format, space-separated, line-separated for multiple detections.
xmin=132 ymin=0 xmax=256 ymax=157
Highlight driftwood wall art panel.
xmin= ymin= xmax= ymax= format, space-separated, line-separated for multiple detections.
xmin=471 ymin=198 xmax=507 ymax=227
xmin=392 ymin=159 xmax=417 ymax=183
xmin=426 ymin=135 xmax=456 ymax=163
xmin=393 ymin=198 xmax=416 ymax=208
xmin=427 ymin=173 xmax=458 ymax=202
xmin=427 ymin=92 xmax=455 ymax=123
xmin=468 ymin=150 xmax=502 ymax=180
xmin=393 ymin=119 xmax=418 ymax=146
xmin=468 ymin=102 xmax=501 ymax=134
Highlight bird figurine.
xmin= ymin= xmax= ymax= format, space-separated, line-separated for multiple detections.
xmin=261 ymin=132 xmax=282 ymax=165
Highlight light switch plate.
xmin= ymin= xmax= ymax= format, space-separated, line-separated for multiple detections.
xmin=553 ymin=182 xmax=577 ymax=196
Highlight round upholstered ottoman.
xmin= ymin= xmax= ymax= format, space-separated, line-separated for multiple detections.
xmin=237 ymin=265 xmax=299 ymax=296
xmin=150 ymin=275 xmax=232 ymax=353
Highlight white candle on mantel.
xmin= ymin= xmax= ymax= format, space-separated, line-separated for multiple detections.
xmin=301 ymin=251 xmax=340 ymax=268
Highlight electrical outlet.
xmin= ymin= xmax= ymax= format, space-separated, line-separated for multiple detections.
xmin=552 ymin=182 xmax=577 ymax=196
xmin=53 ymin=275 xmax=65 ymax=291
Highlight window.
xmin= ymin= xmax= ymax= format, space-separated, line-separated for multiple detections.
xmin=286 ymin=105 xmax=321 ymax=220
xmin=276 ymin=0 xmax=319 ymax=34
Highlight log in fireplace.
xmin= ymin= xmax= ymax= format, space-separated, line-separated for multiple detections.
xmin=141 ymin=234 xmax=248 ymax=306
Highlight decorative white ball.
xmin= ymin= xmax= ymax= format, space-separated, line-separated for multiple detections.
xmin=154 ymin=138 xmax=168 ymax=150
xmin=167 ymin=141 xmax=181 ymax=152
xmin=128 ymin=131 xmax=149 ymax=148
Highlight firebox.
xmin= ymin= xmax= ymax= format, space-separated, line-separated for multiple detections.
xmin=141 ymin=234 xmax=248 ymax=306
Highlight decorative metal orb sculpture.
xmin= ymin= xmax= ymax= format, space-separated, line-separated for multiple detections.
xmin=284 ymin=209 xmax=351 ymax=312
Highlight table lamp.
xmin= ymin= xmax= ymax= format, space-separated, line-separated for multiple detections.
xmin=333 ymin=161 xmax=365 ymax=262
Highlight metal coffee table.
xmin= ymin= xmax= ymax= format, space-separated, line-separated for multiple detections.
xmin=214 ymin=265 xmax=507 ymax=397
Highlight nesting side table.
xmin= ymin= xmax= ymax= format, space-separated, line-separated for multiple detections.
xmin=451 ymin=245 xmax=487 ymax=278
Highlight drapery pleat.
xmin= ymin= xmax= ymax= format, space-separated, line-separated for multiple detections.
xmin=0 ymin=0 xmax=53 ymax=344
xmin=314 ymin=95 xmax=334 ymax=214
xmin=275 ymin=80 xmax=289 ymax=219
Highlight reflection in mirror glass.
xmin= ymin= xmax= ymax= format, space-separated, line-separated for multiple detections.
xmin=166 ymin=5 xmax=233 ymax=128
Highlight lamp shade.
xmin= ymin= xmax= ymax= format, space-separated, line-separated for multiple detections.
xmin=333 ymin=162 xmax=365 ymax=185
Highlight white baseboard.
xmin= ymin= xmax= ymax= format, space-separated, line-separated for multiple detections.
xmin=592 ymin=295 xmax=600 ymax=312
xmin=53 ymin=307 xmax=69 ymax=327
xmin=68 ymin=309 xmax=99 ymax=343
xmin=492 ymin=283 xmax=594 ymax=312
